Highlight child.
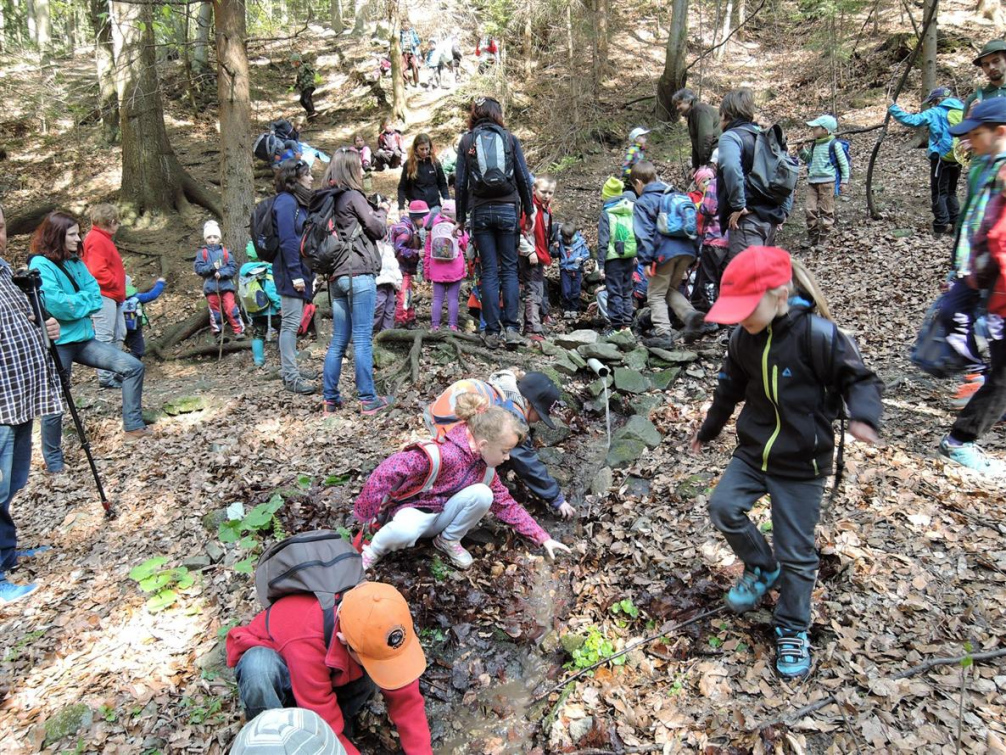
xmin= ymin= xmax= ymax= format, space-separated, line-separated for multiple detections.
xmin=290 ymin=52 xmax=319 ymax=119
xmin=375 ymin=118 xmax=405 ymax=171
xmin=691 ymin=166 xmax=729 ymax=313
xmin=798 ymin=115 xmax=850 ymax=247
xmin=374 ymin=239 xmax=402 ymax=334
xmin=519 ymin=175 xmax=555 ymax=340
xmin=390 ymin=201 xmax=429 ymax=327
xmin=424 ymin=200 xmax=468 ymax=331
xmin=354 ymin=133 xmax=373 ymax=171
xmin=354 ymin=394 xmax=571 ymax=570
xmin=194 ymin=220 xmax=245 ymax=339
xmin=238 ymin=243 xmax=281 ymax=367
xmin=597 ymin=176 xmax=638 ymax=336
xmin=691 ymin=246 xmax=882 ymax=678
xmin=556 ymin=220 xmax=589 ymax=316
xmin=122 ymin=274 xmax=166 ymax=359
xmin=621 ymin=127 xmax=649 ymax=186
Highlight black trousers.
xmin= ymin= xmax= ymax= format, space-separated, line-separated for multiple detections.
xmin=299 ymin=87 xmax=316 ymax=115
xmin=951 ymin=322 xmax=1006 ymax=443
xmin=929 ymin=155 xmax=961 ymax=231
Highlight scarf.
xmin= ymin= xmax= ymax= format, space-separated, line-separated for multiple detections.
xmin=292 ymin=182 xmax=313 ymax=208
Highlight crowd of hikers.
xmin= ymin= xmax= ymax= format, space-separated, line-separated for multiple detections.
xmin=2 ymin=32 xmax=1006 ymax=754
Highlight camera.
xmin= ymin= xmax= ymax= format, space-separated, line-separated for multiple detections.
xmin=368 ymin=192 xmax=388 ymax=208
xmin=11 ymin=268 xmax=42 ymax=295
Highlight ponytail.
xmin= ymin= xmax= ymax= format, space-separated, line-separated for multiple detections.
xmin=790 ymin=258 xmax=832 ymax=322
xmin=454 ymin=394 xmax=528 ymax=444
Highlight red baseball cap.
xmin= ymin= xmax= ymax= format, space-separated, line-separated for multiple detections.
xmin=705 ymin=246 xmax=792 ymax=324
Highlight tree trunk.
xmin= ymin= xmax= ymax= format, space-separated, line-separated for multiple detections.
xmin=920 ymin=0 xmax=937 ymax=102
xmin=33 ymin=0 xmax=47 ymax=50
xmin=111 ymin=0 xmax=220 ymax=218
xmin=388 ymin=0 xmax=406 ymax=123
xmin=352 ymin=0 xmax=367 ymax=34
xmin=330 ymin=0 xmax=343 ymax=33
xmin=90 ymin=0 xmax=118 ymax=145
xmin=595 ymin=0 xmax=608 ymax=73
xmin=523 ymin=0 xmax=532 ymax=77
xmin=656 ymin=0 xmax=688 ymax=121
xmin=26 ymin=0 xmax=36 ymax=45
xmin=194 ymin=1 xmax=212 ymax=71
xmin=735 ymin=0 xmax=746 ymax=34
xmin=716 ymin=0 xmax=733 ymax=60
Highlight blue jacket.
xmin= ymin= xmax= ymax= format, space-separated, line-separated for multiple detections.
xmin=888 ymin=98 xmax=965 ymax=158
xmin=194 ymin=244 xmax=238 ymax=295
xmin=123 ymin=278 xmax=166 ymax=331
xmin=632 ymin=181 xmax=698 ymax=265
xmin=28 ymin=255 xmax=103 ymax=345
xmin=557 ymin=231 xmax=590 ymax=271
xmin=596 ymin=190 xmax=637 ymax=273
xmin=271 ymin=192 xmax=313 ymax=300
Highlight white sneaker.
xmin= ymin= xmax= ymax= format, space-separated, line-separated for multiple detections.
xmin=433 ymin=535 xmax=473 ymax=569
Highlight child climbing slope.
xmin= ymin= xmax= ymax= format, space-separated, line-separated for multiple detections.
xmin=690 ymin=246 xmax=882 ymax=679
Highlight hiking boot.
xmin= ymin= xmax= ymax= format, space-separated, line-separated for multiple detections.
xmin=725 ymin=565 xmax=781 ymax=613
xmin=0 ymin=579 xmax=38 ymax=605
xmin=322 ymin=399 xmax=343 ymax=417
xmin=15 ymin=545 xmax=51 ymax=559
xmin=951 ymin=373 xmax=985 ymax=410
xmin=361 ymin=545 xmax=379 ymax=571
xmin=933 ymin=224 xmax=952 ymax=236
xmin=775 ymin=627 xmax=812 ymax=678
xmin=299 ymin=368 xmax=319 ymax=381
xmin=643 ymin=333 xmax=676 ymax=350
xmin=433 ymin=535 xmax=473 ymax=569
xmin=284 ymin=378 xmax=317 ymax=395
xmin=938 ymin=437 xmax=1006 ymax=477
xmin=682 ymin=311 xmax=714 ymax=343
xmin=123 ymin=427 xmax=150 ymax=442
xmin=361 ymin=395 xmax=394 ymax=416
xmin=482 ymin=332 xmax=503 ymax=350
xmin=504 ymin=328 xmax=525 ymax=349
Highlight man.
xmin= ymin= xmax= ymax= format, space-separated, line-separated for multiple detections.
xmin=672 ymin=88 xmax=722 ymax=173
xmin=0 ymin=203 xmax=64 ymax=605
xmin=227 ymin=581 xmax=432 ymax=755
xmin=964 ymin=40 xmax=1006 ymax=115
xmin=425 ymin=370 xmax=576 ymax=518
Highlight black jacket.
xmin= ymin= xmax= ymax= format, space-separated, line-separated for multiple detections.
xmin=505 ymin=436 xmax=562 ymax=507
xmin=397 ymin=158 xmax=449 ymax=210
xmin=697 ymin=304 xmax=883 ymax=480
xmin=331 ymin=189 xmax=387 ymax=278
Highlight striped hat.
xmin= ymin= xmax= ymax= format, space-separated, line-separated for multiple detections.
xmin=231 ymin=708 xmax=347 ymax=755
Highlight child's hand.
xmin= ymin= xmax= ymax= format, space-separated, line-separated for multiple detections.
xmin=839 ymin=183 xmax=848 ymax=195
xmin=214 ymin=272 xmax=221 ymax=279
xmin=157 ymin=277 xmax=166 ymax=284
xmin=556 ymin=501 xmax=576 ymax=519
xmin=542 ymin=539 xmax=571 ymax=559
xmin=689 ymin=429 xmax=705 ymax=456
xmin=528 ymin=252 xmax=539 ymax=266
xmin=848 ymin=421 xmax=879 ymax=445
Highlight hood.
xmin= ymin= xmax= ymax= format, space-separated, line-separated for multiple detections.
xmin=939 ymin=98 xmax=965 ymax=111
xmin=640 ymin=181 xmax=671 ymax=197
xmin=606 ymin=197 xmax=636 ymax=216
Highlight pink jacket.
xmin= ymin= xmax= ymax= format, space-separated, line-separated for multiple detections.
xmin=354 ymin=424 xmax=550 ymax=544
xmin=423 ymin=216 xmax=468 ymax=283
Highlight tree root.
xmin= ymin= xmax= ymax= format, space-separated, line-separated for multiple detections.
xmin=171 ymin=341 xmax=251 ymax=361
xmin=149 ymin=311 xmax=210 ymax=360
xmin=180 ymin=171 xmax=223 ymax=218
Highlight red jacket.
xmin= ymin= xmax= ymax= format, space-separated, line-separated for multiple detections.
xmin=521 ymin=195 xmax=552 ymax=266
xmin=82 ymin=227 xmax=126 ymax=302
xmin=226 ymin=594 xmax=433 ymax=755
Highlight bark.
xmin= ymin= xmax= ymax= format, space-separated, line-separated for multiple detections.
xmin=213 ymin=0 xmax=253 ymax=257
xmin=33 ymin=0 xmax=48 ymax=51
xmin=194 ymin=1 xmax=213 ymax=71
xmin=656 ymin=0 xmax=688 ymax=121
xmin=595 ymin=0 xmax=608 ymax=74
xmin=388 ymin=0 xmax=405 ymax=122
xmin=111 ymin=0 xmax=220 ymax=218
xmin=26 ymin=0 xmax=35 ymax=44
xmin=716 ymin=0 xmax=733 ymax=60
xmin=523 ymin=0 xmax=532 ymax=77
xmin=920 ymin=0 xmax=937 ymax=102
xmin=89 ymin=0 xmax=118 ymax=145
xmin=6 ymin=201 xmax=58 ymax=236
xmin=330 ymin=0 xmax=343 ymax=33
xmin=352 ymin=0 xmax=368 ymax=34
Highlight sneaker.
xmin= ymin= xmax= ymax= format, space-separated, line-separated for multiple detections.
xmin=775 ymin=628 xmax=812 ymax=678
xmin=504 ymin=328 xmax=525 ymax=349
xmin=284 ymin=378 xmax=317 ymax=395
xmin=361 ymin=395 xmax=394 ymax=416
xmin=725 ymin=565 xmax=781 ymax=613
xmin=482 ymin=332 xmax=503 ymax=350
xmin=361 ymin=544 xmax=379 ymax=571
xmin=526 ymin=333 xmax=545 ymax=343
xmin=433 ymin=535 xmax=473 ymax=569
xmin=298 ymin=368 xmax=319 ymax=381
xmin=123 ymin=427 xmax=150 ymax=442
xmin=0 ymin=579 xmax=38 ymax=606
xmin=938 ymin=437 xmax=1006 ymax=477
xmin=15 ymin=546 xmax=51 ymax=559
xmin=322 ymin=399 xmax=343 ymax=417
xmin=643 ymin=334 xmax=676 ymax=350
xmin=600 ymin=327 xmax=617 ymax=337
xmin=951 ymin=374 xmax=985 ymax=410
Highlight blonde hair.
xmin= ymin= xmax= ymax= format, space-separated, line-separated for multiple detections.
xmin=790 ymin=258 xmax=833 ymax=321
xmin=89 ymin=203 xmax=119 ymax=228
xmin=454 ymin=394 xmax=528 ymax=444
xmin=534 ymin=174 xmax=557 ymax=190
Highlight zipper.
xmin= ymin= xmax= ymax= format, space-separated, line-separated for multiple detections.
xmin=761 ymin=326 xmax=782 ymax=472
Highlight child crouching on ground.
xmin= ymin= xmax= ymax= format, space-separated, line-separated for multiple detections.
xmin=424 ymin=200 xmax=468 ymax=331
xmin=556 ymin=220 xmax=589 ymax=316
xmin=354 ymin=394 xmax=571 ymax=571
xmin=194 ymin=220 xmax=245 ymax=338
xmin=374 ymin=239 xmax=402 ymax=334
xmin=691 ymin=246 xmax=882 ymax=679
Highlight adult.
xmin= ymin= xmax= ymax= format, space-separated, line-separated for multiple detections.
xmin=272 ymin=158 xmax=317 ymax=395
xmin=319 ymin=149 xmax=393 ymax=416
xmin=81 ymin=203 xmax=127 ymax=389
xmin=397 ymin=133 xmax=450 ymax=214
xmin=455 ymin=96 xmax=535 ymax=350
xmin=716 ymin=88 xmax=791 ymax=262
xmin=0 ymin=203 xmax=63 ymax=605
xmin=29 ymin=212 xmax=148 ymax=473
xmin=964 ymin=40 xmax=1006 ymax=115
xmin=400 ymin=22 xmax=421 ymax=87
xmin=425 ymin=369 xmax=576 ymax=518
xmin=671 ymin=88 xmax=722 ymax=173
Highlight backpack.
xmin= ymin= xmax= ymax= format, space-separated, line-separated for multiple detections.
xmin=250 ymin=196 xmax=281 ymax=263
xmin=299 ymin=188 xmax=362 ymax=277
xmin=828 ymin=139 xmax=852 ymax=194
xmin=271 ymin=119 xmax=299 ymax=143
xmin=911 ymin=294 xmax=971 ymax=378
xmin=255 ymin=530 xmax=364 ymax=647
xmin=430 ymin=220 xmax=459 ymax=260
xmin=200 ymin=246 xmax=230 ymax=264
xmin=656 ymin=187 xmax=699 ymax=239
xmin=943 ymin=109 xmax=965 ymax=164
xmin=605 ymin=198 xmax=638 ymax=260
xmin=253 ymin=132 xmax=284 ymax=164
xmin=123 ymin=297 xmax=141 ymax=331
xmin=391 ymin=219 xmax=423 ymax=262
xmin=239 ymin=265 xmax=273 ymax=315
xmin=467 ymin=123 xmax=516 ymax=199
xmin=746 ymin=123 xmax=800 ymax=206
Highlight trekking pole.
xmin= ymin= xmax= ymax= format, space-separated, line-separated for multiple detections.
xmin=215 ymin=277 xmax=225 ymax=362
xmin=14 ymin=269 xmax=115 ymax=519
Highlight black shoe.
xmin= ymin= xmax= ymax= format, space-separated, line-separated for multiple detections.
xmin=504 ymin=328 xmax=525 ymax=349
xmin=682 ymin=311 xmax=713 ymax=343
xmin=482 ymin=332 xmax=502 ymax=350
xmin=643 ymin=334 xmax=676 ymax=349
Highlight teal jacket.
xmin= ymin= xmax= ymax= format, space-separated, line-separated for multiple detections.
xmin=888 ymin=98 xmax=965 ymax=158
xmin=28 ymin=255 xmax=103 ymax=345
xmin=799 ymin=136 xmax=850 ymax=185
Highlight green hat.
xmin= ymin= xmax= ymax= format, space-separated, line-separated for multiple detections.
xmin=601 ymin=176 xmax=624 ymax=200
xmin=974 ymin=39 xmax=1006 ymax=66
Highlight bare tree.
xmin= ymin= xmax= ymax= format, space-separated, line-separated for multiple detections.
xmin=194 ymin=2 xmax=213 ymax=71
xmin=657 ymin=0 xmax=688 ymax=121
xmin=330 ymin=0 xmax=343 ymax=33
xmin=89 ymin=0 xmax=118 ymax=144
xmin=388 ymin=0 xmax=406 ymax=122
xmin=920 ymin=0 xmax=937 ymax=102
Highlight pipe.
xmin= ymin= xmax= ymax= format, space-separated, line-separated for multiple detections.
xmin=586 ymin=358 xmax=610 ymax=378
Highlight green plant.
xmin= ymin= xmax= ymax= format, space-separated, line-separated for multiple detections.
xmin=546 ymin=155 xmax=579 ymax=174
xmin=429 ymin=555 xmax=451 ymax=582
xmin=609 ymin=598 xmax=640 ymax=620
xmin=180 ymin=695 xmax=224 ymax=725
xmin=324 ymin=473 xmax=352 ymax=487
xmin=567 ymin=626 xmax=626 ymax=670
xmin=3 ymin=628 xmax=46 ymax=662
xmin=98 ymin=705 xmax=117 ymax=723
xmin=217 ymin=619 xmax=240 ymax=639
xmin=219 ymin=493 xmax=287 ymax=572
xmin=129 ymin=557 xmax=195 ymax=612
xmin=419 ymin=627 xmax=447 ymax=644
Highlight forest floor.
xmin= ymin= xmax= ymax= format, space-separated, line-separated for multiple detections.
xmin=2 ymin=1 xmax=1006 ymax=753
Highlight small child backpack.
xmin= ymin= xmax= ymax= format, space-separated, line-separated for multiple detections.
xmin=430 ymin=220 xmax=459 ymax=260
xmin=656 ymin=188 xmax=699 ymax=239
xmin=122 ymin=298 xmax=141 ymax=332
xmin=828 ymin=138 xmax=852 ymax=196
xmin=606 ymin=199 xmax=638 ymax=260
xmin=239 ymin=266 xmax=273 ymax=315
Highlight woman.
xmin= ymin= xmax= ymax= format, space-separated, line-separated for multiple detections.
xmin=272 ymin=158 xmax=317 ymax=395
xmin=397 ymin=133 xmax=449 ymax=215
xmin=455 ymin=97 xmax=534 ymax=350
xmin=28 ymin=212 xmax=147 ymax=473
xmin=319 ymin=148 xmax=394 ymax=416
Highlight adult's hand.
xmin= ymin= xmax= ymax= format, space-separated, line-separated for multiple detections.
xmin=542 ymin=539 xmax=571 ymax=559
xmin=45 ymin=317 xmax=60 ymax=341
xmin=848 ymin=421 xmax=879 ymax=445
xmin=689 ymin=429 xmax=705 ymax=456
xmin=728 ymin=208 xmax=749 ymax=230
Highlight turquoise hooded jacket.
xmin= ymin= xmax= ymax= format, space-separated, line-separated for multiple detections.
xmin=28 ymin=255 xmax=103 ymax=345
xmin=888 ymin=98 xmax=965 ymax=158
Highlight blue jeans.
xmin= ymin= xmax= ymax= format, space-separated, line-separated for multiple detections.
xmin=41 ymin=338 xmax=146 ymax=472
xmin=323 ymin=275 xmax=377 ymax=404
xmin=0 ymin=422 xmax=33 ymax=580
xmin=472 ymin=203 xmax=520 ymax=334
xmin=560 ymin=269 xmax=582 ymax=311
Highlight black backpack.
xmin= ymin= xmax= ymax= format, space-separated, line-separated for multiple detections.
xmin=255 ymin=530 xmax=364 ymax=646
xmin=271 ymin=119 xmax=299 ymax=143
xmin=253 ymin=132 xmax=284 ymax=164
xmin=300 ymin=187 xmax=363 ymax=277
xmin=249 ymin=196 xmax=281 ymax=262
xmin=745 ymin=123 xmax=799 ymax=207
xmin=467 ymin=123 xmax=516 ymax=199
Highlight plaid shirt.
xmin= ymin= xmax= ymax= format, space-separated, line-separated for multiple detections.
xmin=0 ymin=260 xmax=63 ymax=425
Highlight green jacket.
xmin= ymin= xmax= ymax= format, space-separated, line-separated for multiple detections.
xmin=964 ymin=84 xmax=1006 ymax=115
xmin=799 ymin=136 xmax=850 ymax=185
xmin=28 ymin=255 xmax=103 ymax=345
xmin=295 ymin=62 xmax=317 ymax=92
xmin=686 ymin=102 xmax=721 ymax=170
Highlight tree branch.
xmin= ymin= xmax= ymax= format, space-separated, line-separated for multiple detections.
xmin=685 ymin=0 xmax=768 ymax=72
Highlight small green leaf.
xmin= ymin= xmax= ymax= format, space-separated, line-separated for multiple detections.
xmin=708 ymin=636 xmax=723 ymax=648
xmin=759 ymin=521 xmax=773 ymax=533
xmin=736 ymin=641 xmax=749 ymax=654
xmin=324 ymin=473 xmax=352 ymax=487
xmin=218 ymin=520 xmax=242 ymax=543
xmin=138 ymin=572 xmax=174 ymax=592
xmin=234 ymin=557 xmax=256 ymax=574
xmin=296 ymin=474 xmax=312 ymax=490
xmin=146 ymin=589 xmax=178 ymax=612
xmin=242 ymin=505 xmax=274 ymax=530
xmin=264 ymin=494 xmax=285 ymax=514
xmin=336 ymin=526 xmax=353 ymax=541
xmin=238 ymin=535 xmax=258 ymax=550
xmin=129 ymin=557 xmax=168 ymax=582
xmin=174 ymin=570 xmax=195 ymax=591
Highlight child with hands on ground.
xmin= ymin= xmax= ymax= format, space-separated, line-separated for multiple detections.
xmin=354 ymin=393 xmax=571 ymax=571
xmin=689 ymin=246 xmax=882 ymax=679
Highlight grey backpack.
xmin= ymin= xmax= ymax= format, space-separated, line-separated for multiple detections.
xmin=746 ymin=123 xmax=799 ymax=206
xmin=255 ymin=530 xmax=364 ymax=646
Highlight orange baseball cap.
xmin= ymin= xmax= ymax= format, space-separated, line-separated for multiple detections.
xmin=338 ymin=582 xmax=426 ymax=690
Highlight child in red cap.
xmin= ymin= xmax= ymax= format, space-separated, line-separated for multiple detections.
xmin=690 ymin=246 xmax=883 ymax=679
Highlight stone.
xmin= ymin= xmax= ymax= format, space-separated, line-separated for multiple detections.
xmin=372 ymin=346 xmax=401 ymax=370
xmin=623 ymin=475 xmax=652 ymax=497
xmin=181 ymin=555 xmax=212 ymax=569
xmin=577 ymin=342 xmax=623 ymax=362
xmin=613 ymin=415 xmax=662 ymax=449
xmin=196 ymin=639 xmax=233 ymax=681
xmin=201 ymin=509 xmax=228 ymax=533
xmin=560 ymin=632 xmax=587 ymax=654
xmin=553 ymin=351 xmax=580 ymax=376
xmin=629 ymin=394 xmax=663 ymax=417
xmin=535 ymin=419 xmax=571 ymax=447
xmin=569 ymin=716 xmax=594 ymax=743
xmin=588 ymin=376 xmax=613 ymax=397
xmin=649 ymin=367 xmax=681 ymax=390
xmin=591 ymin=466 xmax=614 ymax=496
xmin=554 ymin=330 xmax=599 ymax=349
xmin=566 ymin=349 xmax=588 ymax=370
xmin=205 ymin=540 xmax=226 ymax=563
xmin=44 ymin=704 xmax=92 ymax=747
xmin=686 ymin=365 xmax=706 ymax=379
xmin=605 ymin=329 xmax=638 ymax=351
xmin=623 ymin=347 xmax=650 ymax=371
xmin=537 ymin=447 xmax=563 ymax=467
xmin=606 ymin=439 xmax=647 ymax=469
xmin=537 ymin=366 xmax=577 ymax=407
xmin=613 ymin=368 xmax=651 ymax=394
xmin=163 ymin=396 xmax=207 ymax=416
xmin=539 ymin=339 xmax=562 ymax=357
xmin=646 ymin=347 xmax=699 ymax=364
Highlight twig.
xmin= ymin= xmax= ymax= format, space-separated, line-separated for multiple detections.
xmin=685 ymin=0 xmax=769 ymax=72
xmin=792 ymin=123 xmax=885 ymax=144
xmin=956 ymin=663 xmax=967 ymax=754
xmin=620 ymin=95 xmax=656 ymax=110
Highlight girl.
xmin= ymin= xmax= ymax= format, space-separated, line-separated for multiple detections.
xmin=691 ymin=246 xmax=882 ymax=679
xmin=390 ymin=201 xmax=429 ymax=328
xmin=374 ymin=118 xmax=404 ymax=171
xmin=424 ymin=200 xmax=468 ymax=330
xmin=353 ymin=133 xmax=373 ymax=172
xmin=691 ymin=166 xmax=729 ymax=313
xmin=194 ymin=220 xmax=245 ymax=339
xmin=397 ymin=133 xmax=450 ymax=215
xmin=354 ymin=393 xmax=570 ymax=570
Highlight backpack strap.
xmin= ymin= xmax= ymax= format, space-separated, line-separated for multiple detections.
xmin=481 ymin=466 xmax=495 ymax=487
xmin=201 ymin=246 xmax=209 ymax=262
xmin=52 ymin=260 xmax=81 ymax=293
xmin=388 ymin=440 xmax=442 ymax=502
xmin=805 ymin=313 xmax=847 ymax=503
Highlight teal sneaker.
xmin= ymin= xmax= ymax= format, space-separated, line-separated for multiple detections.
xmin=938 ymin=437 xmax=1006 ymax=478
xmin=775 ymin=627 xmax=812 ymax=678
xmin=15 ymin=546 xmax=51 ymax=559
xmin=725 ymin=565 xmax=781 ymax=613
xmin=0 ymin=579 xmax=38 ymax=606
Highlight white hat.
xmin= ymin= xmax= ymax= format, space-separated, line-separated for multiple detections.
xmin=628 ymin=127 xmax=651 ymax=142
xmin=231 ymin=709 xmax=347 ymax=755
xmin=203 ymin=220 xmax=222 ymax=240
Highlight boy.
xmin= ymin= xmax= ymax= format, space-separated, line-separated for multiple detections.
xmin=597 ymin=176 xmax=638 ymax=335
xmin=194 ymin=220 xmax=245 ymax=339
xmin=122 ymin=274 xmax=166 ymax=359
xmin=557 ymin=220 xmax=590 ymax=316
xmin=798 ymin=114 xmax=850 ymax=247
xmin=520 ymin=175 xmax=555 ymax=340
xmin=622 ymin=127 xmax=649 ymax=186
xmin=81 ymin=203 xmax=126 ymax=389
xmin=291 ymin=52 xmax=318 ymax=119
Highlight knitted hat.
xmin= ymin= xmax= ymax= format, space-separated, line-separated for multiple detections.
xmin=694 ymin=166 xmax=715 ymax=185
xmin=439 ymin=200 xmax=456 ymax=221
xmin=203 ymin=220 xmax=222 ymax=240
xmin=231 ymin=708 xmax=347 ymax=755
xmin=601 ymin=176 xmax=624 ymax=200
xmin=407 ymin=200 xmax=430 ymax=219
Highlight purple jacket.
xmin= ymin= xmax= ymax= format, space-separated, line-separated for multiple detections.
xmin=699 ymin=178 xmax=727 ymax=247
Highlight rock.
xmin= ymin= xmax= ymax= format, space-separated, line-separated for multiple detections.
xmin=649 ymin=367 xmax=681 ymax=390
xmin=44 ymin=704 xmax=92 ymax=747
xmin=539 ymin=339 xmax=562 ymax=356
xmin=613 ymin=368 xmax=650 ymax=394
xmin=553 ymin=351 xmax=580 ymax=376
xmin=647 ymin=347 xmax=699 ymax=364
xmin=163 ymin=396 xmax=207 ymax=416
xmin=629 ymin=394 xmax=663 ymax=417
xmin=591 ymin=466 xmax=614 ymax=496
xmin=535 ymin=419 xmax=571 ymax=447
xmin=554 ymin=330 xmax=599 ymax=349
xmin=606 ymin=439 xmax=647 ymax=469
xmin=677 ymin=472 xmax=715 ymax=500
xmin=623 ymin=475 xmax=652 ymax=497
xmin=613 ymin=415 xmax=662 ymax=449
xmin=588 ymin=376 xmax=613 ymax=397
xmin=686 ymin=365 xmax=706 ymax=379
xmin=205 ymin=540 xmax=226 ymax=563
xmin=181 ymin=555 xmax=211 ymax=569
xmin=560 ymin=632 xmax=587 ymax=654
xmin=569 ymin=716 xmax=594 ymax=743
xmin=566 ymin=349 xmax=588 ymax=370
xmin=605 ymin=329 xmax=638 ymax=350
xmin=537 ymin=366 xmax=577 ymax=407
xmin=537 ymin=447 xmax=563 ymax=466
xmin=196 ymin=639 xmax=233 ymax=681
xmin=201 ymin=509 xmax=228 ymax=533
xmin=372 ymin=346 xmax=399 ymax=369
xmin=577 ymin=342 xmax=623 ymax=362
xmin=623 ymin=347 xmax=650 ymax=371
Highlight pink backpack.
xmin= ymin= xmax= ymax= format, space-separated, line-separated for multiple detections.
xmin=430 ymin=220 xmax=459 ymax=261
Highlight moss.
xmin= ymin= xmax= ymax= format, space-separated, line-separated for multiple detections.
xmin=44 ymin=704 xmax=92 ymax=747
